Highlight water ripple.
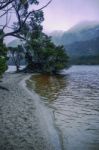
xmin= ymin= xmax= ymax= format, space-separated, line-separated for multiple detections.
xmin=29 ymin=66 xmax=99 ymax=150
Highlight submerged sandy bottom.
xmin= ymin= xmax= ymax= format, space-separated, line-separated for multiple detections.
xmin=0 ymin=73 xmax=61 ymax=150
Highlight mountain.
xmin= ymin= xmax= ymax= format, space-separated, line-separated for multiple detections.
xmin=65 ymin=37 xmax=99 ymax=64
xmin=50 ymin=21 xmax=99 ymax=64
xmin=51 ymin=21 xmax=99 ymax=45
xmin=48 ymin=30 xmax=64 ymax=45
xmin=7 ymin=22 xmax=99 ymax=65
xmin=67 ymin=21 xmax=99 ymax=32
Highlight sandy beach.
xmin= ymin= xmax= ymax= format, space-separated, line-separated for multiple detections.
xmin=0 ymin=73 xmax=61 ymax=150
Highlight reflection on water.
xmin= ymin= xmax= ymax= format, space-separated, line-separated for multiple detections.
xmin=29 ymin=66 xmax=99 ymax=150
xmin=29 ymin=74 xmax=68 ymax=102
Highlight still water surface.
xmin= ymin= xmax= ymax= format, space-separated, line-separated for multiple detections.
xmin=29 ymin=66 xmax=99 ymax=150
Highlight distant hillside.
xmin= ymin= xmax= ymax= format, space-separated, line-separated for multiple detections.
xmin=65 ymin=37 xmax=99 ymax=64
xmin=50 ymin=21 xmax=99 ymax=64
xmin=48 ymin=30 xmax=64 ymax=45
xmin=51 ymin=21 xmax=99 ymax=45
xmin=7 ymin=22 xmax=99 ymax=65
xmin=67 ymin=21 xmax=99 ymax=32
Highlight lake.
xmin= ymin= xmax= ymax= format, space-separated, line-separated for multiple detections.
xmin=6 ymin=66 xmax=25 ymax=72
xmin=28 ymin=66 xmax=99 ymax=150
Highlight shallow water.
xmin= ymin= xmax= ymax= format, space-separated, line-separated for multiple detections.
xmin=29 ymin=66 xmax=99 ymax=150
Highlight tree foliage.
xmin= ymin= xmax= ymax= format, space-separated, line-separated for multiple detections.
xmin=0 ymin=30 xmax=7 ymax=77
xmin=0 ymin=0 xmax=69 ymax=75
xmin=25 ymin=31 xmax=69 ymax=74
xmin=8 ymin=45 xmax=25 ymax=72
xmin=0 ymin=0 xmax=52 ymax=40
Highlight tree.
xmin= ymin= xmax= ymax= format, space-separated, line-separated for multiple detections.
xmin=0 ymin=0 xmax=69 ymax=75
xmin=0 ymin=0 xmax=52 ymax=40
xmin=0 ymin=30 xmax=7 ymax=77
xmin=25 ymin=32 xmax=69 ymax=74
xmin=0 ymin=0 xmax=52 ymax=75
xmin=8 ymin=45 xmax=25 ymax=72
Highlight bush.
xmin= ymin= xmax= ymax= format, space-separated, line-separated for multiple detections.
xmin=26 ymin=34 xmax=69 ymax=74
xmin=0 ymin=30 xmax=8 ymax=77
xmin=0 ymin=57 xmax=7 ymax=78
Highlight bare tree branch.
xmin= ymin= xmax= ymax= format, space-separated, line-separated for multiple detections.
xmin=0 ymin=0 xmax=53 ymax=40
xmin=23 ymin=0 xmax=52 ymax=24
xmin=2 ymin=10 xmax=8 ymax=30
xmin=0 ymin=25 xmax=14 ymax=30
xmin=35 ymin=0 xmax=52 ymax=12
xmin=1 ymin=31 xmax=26 ymax=41
xmin=0 ymin=0 xmax=14 ymax=10
xmin=0 ymin=6 xmax=13 ymax=18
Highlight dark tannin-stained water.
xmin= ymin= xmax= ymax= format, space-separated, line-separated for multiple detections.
xmin=29 ymin=66 xmax=99 ymax=150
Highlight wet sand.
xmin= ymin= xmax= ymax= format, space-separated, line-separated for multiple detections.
xmin=0 ymin=73 xmax=61 ymax=150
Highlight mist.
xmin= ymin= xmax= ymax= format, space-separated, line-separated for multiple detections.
xmin=42 ymin=0 xmax=99 ymax=31
xmin=1 ymin=0 xmax=99 ymax=43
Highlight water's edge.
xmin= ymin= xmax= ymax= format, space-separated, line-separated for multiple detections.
xmin=26 ymin=66 xmax=99 ymax=150
xmin=20 ymin=74 xmax=63 ymax=150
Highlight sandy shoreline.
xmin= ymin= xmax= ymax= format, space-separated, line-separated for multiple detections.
xmin=0 ymin=73 xmax=61 ymax=150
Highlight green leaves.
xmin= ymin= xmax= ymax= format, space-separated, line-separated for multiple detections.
xmin=0 ymin=57 xmax=7 ymax=77
xmin=27 ymin=32 xmax=69 ymax=74
xmin=29 ymin=0 xmax=39 ymax=5
xmin=0 ymin=31 xmax=8 ymax=77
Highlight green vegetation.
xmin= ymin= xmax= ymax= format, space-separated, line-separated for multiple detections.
xmin=70 ymin=56 xmax=99 ymax=65
xmin=51 ymin=22 xmax=99 ymax=65
xmin=65 ymin=36 xmax=99 ymax=65
xmin=0 ymin=30 xmax=7 ymax=77
xmin=25 ymin=32 xmax=69 ymax=74
xmin=0 ymin=0 xmax=69 ymax=75
xmin=8 ymin=45 xmax=25 ymax=72
xmin=0 ymin=57 xmax=7 ymax=78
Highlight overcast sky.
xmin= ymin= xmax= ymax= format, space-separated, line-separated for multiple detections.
xmin=1 ymin=0 xmax=99 ymax=43
xmin=41 ymin=0 xmax=99 ymax=31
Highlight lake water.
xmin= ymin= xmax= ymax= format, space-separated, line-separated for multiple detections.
xmin=6 ymin=66 xmax=25 ymax=72
xmin=28 ymin=66 xmax=99 ymax=150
